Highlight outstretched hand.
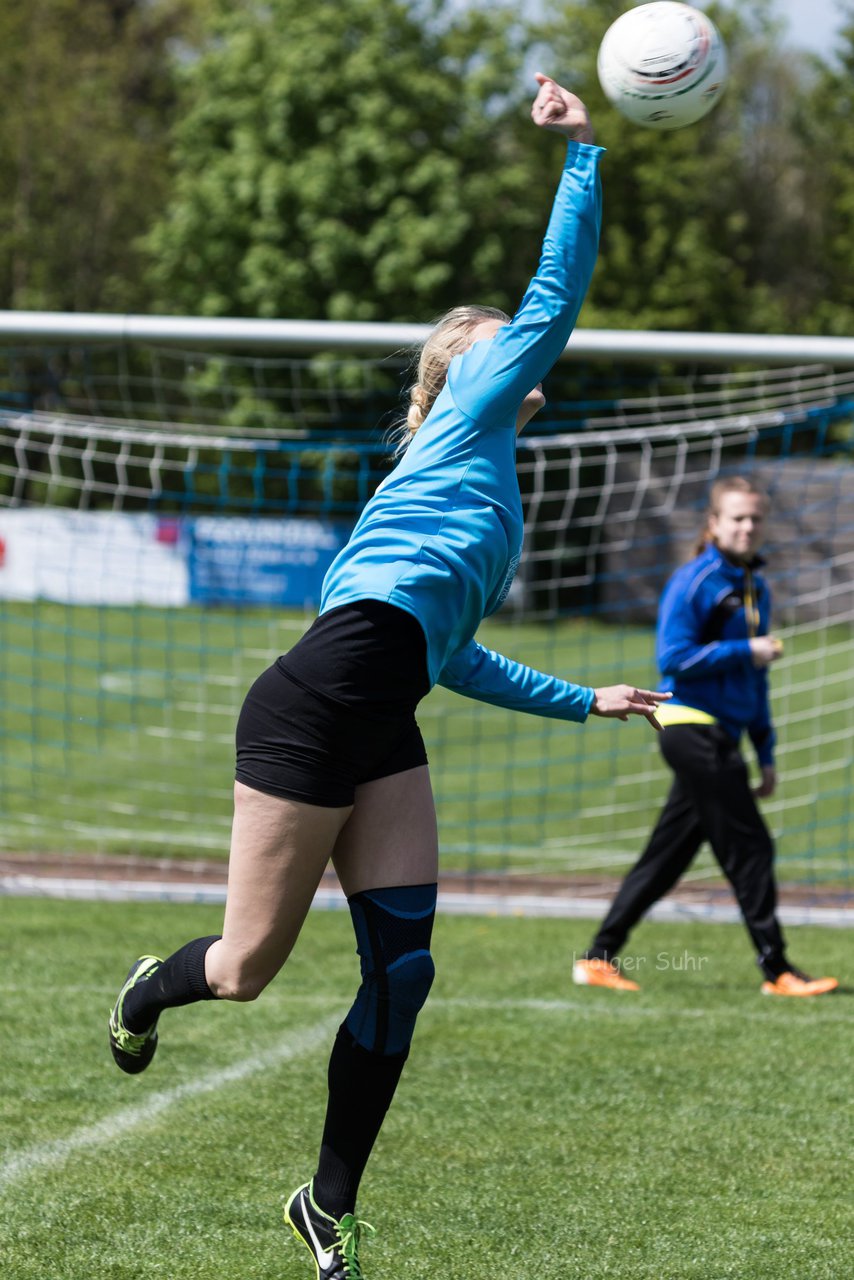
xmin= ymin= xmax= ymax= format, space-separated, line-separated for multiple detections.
xmin=591 ymin=686 xmax=673 ymax=732
xmin=531 ymin=73 xmax=594 ymax=144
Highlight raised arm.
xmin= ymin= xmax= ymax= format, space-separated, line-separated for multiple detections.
xmin=447 ymin=78 xmax=604 ymax=425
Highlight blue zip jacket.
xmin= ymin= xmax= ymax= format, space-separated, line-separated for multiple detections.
xmin=657 ymin=544 xmax=776 ymax=765
xmin=320 ymin=141 xmax=604 ymax=723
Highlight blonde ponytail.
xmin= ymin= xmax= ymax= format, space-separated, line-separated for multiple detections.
xmin=404 ymin=383 xmax=432 ymax=438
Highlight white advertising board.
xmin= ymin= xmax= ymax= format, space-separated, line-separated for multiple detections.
xmin=0 ymin=510 xmax=189 ymax=606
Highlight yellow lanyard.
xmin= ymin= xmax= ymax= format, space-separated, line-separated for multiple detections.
xmin=743 ymin=568 xmax=759 ymax=637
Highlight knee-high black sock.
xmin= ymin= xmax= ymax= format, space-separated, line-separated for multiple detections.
xmin=123 ymin=935 xmax=220 ymax=1033
xmin=313 ymin=1024 xmax=409 ymax=1219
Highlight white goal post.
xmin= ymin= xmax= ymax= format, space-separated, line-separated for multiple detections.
xmin=0 ymin=313 xmax=851 ymax=915
xmin=3 ymin=309 xmax=854 ymax=365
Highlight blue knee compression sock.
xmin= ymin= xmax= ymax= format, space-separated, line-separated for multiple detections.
xmin=344 ymin=882 xmax=437 ymax=1055
xmin=313 ymin=882 xmax=437 ymax=1216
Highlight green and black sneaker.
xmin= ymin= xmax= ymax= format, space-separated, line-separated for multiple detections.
xmin=284 ymin=1180 xmax=374 ymax=1280
xmin=108 ymin=955 xmax=163 ymax=1074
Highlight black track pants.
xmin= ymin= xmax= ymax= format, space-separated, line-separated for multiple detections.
xmin=588 ymin=723 xmax=787 ymax=974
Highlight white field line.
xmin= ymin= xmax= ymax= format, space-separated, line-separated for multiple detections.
xmin=433 ymin=995 xmax=854 ymax=1025
xmin=0 ymin=989 xmax=850 ymax=1024
xmin=0 ymin=1017 xmax=338 ymax=1194
xmin=2 ymin=995 xmax=851 ymax=1196
xmin=2 ymin=875 xmax=851 ymax=926
xmin=4 ymin=990 xmax=852 ymax=1198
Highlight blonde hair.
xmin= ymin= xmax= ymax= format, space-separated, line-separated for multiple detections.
xmin=390 ymin=305 xmax=510 ymax=454
xmin=695 ymin=475 xmax=769 ymax=555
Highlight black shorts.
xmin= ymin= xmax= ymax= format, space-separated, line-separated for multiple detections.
xmin=235 ymin=600 xmax=430 ymax=807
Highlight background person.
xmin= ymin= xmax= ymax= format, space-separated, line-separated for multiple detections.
xmin=108 ymin=76 xmax=669 ymax=1280
xmin=573 ymin=476 xmax=839 ymax=998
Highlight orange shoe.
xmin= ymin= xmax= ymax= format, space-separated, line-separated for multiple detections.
xmin=761 ymin=968 xmax=839 ymax=997
xmin=572 ymin=957 xmax=640 ymax=992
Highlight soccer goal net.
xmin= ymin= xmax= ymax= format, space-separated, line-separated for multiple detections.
xmin=1 ymin=332 xmax=851 ymax=902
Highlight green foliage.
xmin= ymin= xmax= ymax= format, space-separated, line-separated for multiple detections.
xmin=0 ymin=0 xmax=201 ymax=312
xmin=144 ymin=0 xmax=536 ymax=320
xmin=793 ymin=12 xmax=854 ymax=333
xmin=3 ymin=0 xmax=854 ymax=334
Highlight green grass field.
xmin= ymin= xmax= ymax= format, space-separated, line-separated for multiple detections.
xmin=1 ymin=896 xmax=850 ymax=1280
xmin=1 ymin=601 xmax=851 ymax=887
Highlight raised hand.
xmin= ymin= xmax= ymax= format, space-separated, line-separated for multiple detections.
xmin=531 ymin=73 xmax=595 ymax=144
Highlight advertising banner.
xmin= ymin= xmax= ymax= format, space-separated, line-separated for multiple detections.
xmin=187 ymin=516 xmax=350 ymax=606
xmin=0 ymin=511 xmax=349 ymax=608
xmin=0 ymin=510 xmax=188 ymax=605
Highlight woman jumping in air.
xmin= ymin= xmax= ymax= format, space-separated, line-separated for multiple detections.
xmin=108 ymin=76 xmax=668 ymax=1279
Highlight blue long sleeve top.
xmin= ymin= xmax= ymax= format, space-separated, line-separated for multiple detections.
xmin=657 ymin=544 xmax=776 ymax=765
xmin=319 ymin=140 xmax=604 ymax=723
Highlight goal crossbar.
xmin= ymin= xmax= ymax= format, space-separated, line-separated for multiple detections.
xmin=4 ymin=310 xmax=854 ymax=366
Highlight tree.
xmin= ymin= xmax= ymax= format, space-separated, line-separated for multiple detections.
xmin=144 ymin=0 xmax=545 ymax=321
xmin=0 ymin=0 xmax=199 ymax=312
xmin=794 ymin=8 xmax=854 ymax=335
xmin=3 ymin=0 xmax=847 ymax=336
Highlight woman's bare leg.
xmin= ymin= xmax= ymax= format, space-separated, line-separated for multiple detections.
xmin=109 ymin=779 xmax=352 ymax=1068
xmin=204 ymin=781 xmax=353 ymax=1000
xmin=332 ymin=764 xmax=438 ymax=895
